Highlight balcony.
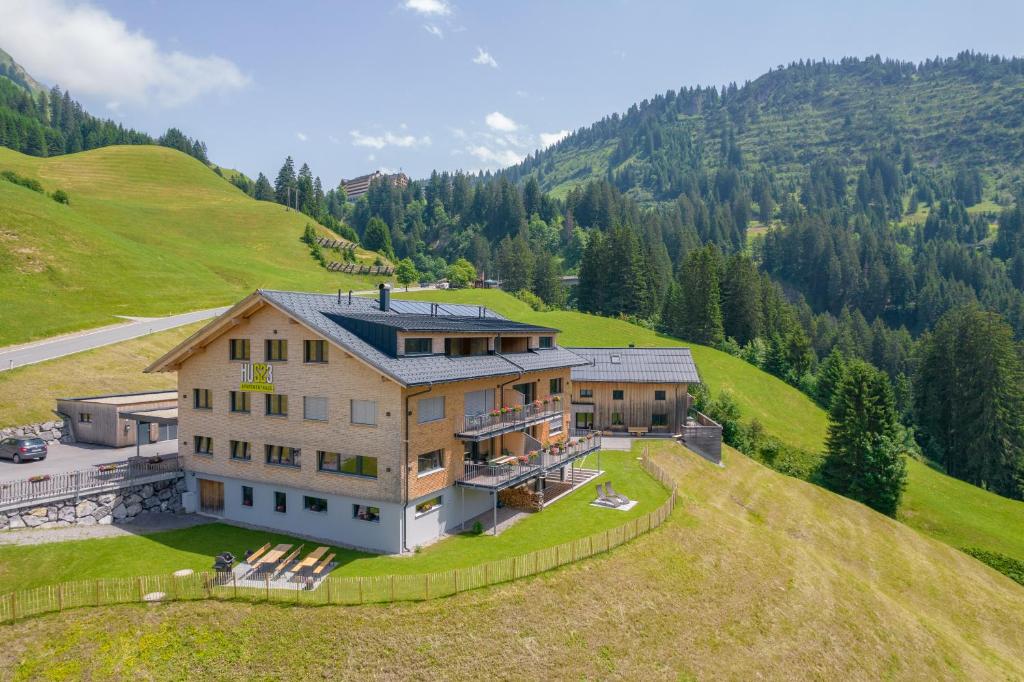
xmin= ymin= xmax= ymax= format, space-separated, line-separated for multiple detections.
xmin=456 ymin=430 xmax=602 ymax=490
xmin=455 ymin=394 xmax=564 ymax=441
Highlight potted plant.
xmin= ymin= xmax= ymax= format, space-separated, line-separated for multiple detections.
xmin=500 ymin=406 xmax=510 ymax=415
xmin=28 ymin=474 xmax=50 ymax=483
xmin=489 ymin=409 xmax=501 ymax=418
xmin=512 ymin=404 xmax=523 ymax=413
xmin=553 ymin=395 xmax=562 ymax=403
xmin=533 ymin=399 xmax=542 ymax=408
xmin=517 ymin=454 xmax=529 ymax=464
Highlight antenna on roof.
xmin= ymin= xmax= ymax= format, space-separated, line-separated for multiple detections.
xmin=478 ymin=306 xmax=484 ymax=318
xmin=348 ymin=290 xmax=353 ymax=305
xmin=337 ymin=289 xmax=342 ymax=304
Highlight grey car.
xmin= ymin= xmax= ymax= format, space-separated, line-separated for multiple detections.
xmin=0 ymin=437 xmax=47 ymax=463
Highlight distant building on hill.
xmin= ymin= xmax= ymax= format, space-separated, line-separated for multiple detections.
xmin=341 ymin=171 xmax=409 ymax=200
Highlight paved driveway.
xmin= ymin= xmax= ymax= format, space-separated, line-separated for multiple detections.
xmin=0 ymin=441 xmax=177 ymax=483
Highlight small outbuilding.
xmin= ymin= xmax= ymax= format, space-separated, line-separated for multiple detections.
xmin=56 ymin=391 xmax=179 ymax=447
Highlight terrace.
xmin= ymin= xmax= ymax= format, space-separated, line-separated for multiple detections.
xmin=457 ymin=430 xmax=602 ymax=490
xmin=455 ymin=394 xmax=565 ymax=441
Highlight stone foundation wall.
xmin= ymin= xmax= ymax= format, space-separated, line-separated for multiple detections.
xmin=0 ymin=419 xmax=71 ymax=445
xmin=0 ymin=476 xmax=185 ymax=530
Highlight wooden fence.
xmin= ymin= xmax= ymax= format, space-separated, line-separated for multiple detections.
xmin=316 ymin=236 xmax=356 ymax=252
xmin=327 ymin=262 xmax=394 ymax=275
xmin=0 ymin=456 xmax=676 ymax=622
xmin=0 ymin=456 xmax=182 ymax=508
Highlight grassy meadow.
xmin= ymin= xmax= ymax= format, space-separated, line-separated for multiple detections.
xmin=0 ymin=145 xmax=385 ymax=345
xmin=1 ymin=442 xmax=1022 ymax=679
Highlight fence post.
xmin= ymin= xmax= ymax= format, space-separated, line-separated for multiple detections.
xmin=138 ymin=577 xmax=144 ymax=602
xmin=454 ymin=569 xmax=460 ymax=593
xmin=265 ymin=575 xmax=270 ymax=602
xmin=94 ymin=579 xmax=100 ymax=606
xmin=10 ymin=593 xmax=17 ymax=621
xmin=232 ymin=573 xmax=238 ymax=599
xmin=57 ymin=584 xmax=64 ymax=612
xmin=424 ymin=574 xmax=429 ymax=600
xmin=390 ymin=575 xmax=396 ymax=601
xmin=484 ymin=563 xmax=490 ymax=585
xmin=358 ymin=577 xmax=364 ymax=604
xmin=325 ymin=577 xmax=331 ymax=604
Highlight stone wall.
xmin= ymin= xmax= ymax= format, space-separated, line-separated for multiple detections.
xmin=0 ymin=476 xmax=185 ymax=530
xmin=0 ymin=419 xmax=71 ymax=445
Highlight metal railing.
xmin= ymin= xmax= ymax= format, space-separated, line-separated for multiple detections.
xmin=458 ymin=394 xmax=565 ymax=437
xmin=458 ymin=432 xmax=602 ymax=488
xmin=0 ymin=455 xmax=182 ymax=508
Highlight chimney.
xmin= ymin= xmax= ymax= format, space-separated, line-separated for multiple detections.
xmin=378 ymin=282 xmax=392 ymax=312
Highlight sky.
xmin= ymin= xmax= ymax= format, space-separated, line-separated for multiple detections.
xmin=0 ymin=0 xmax=1022 ymax=186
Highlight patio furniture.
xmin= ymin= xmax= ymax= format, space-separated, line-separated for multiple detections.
xmin=244 ymin=542 xmax=271 ymax=565
xmin=212 ymin=551 xmax=235 ymax=572
xmin=249 ymin=543 xmax=292 ymax=576
xmin=292 ymin=546 xmax=330 ymax=577
xmin=628 ymin=426 xmax=649 ymax=437
xmin=271 ymin=545 xmax=304 ymax=578
xmin=604 ymin=481 xmax=630 ymax=505
xmin=594 ymin=483 xmax=621 ymax=508
xmin=311 ymin=553 xmax=336 ymax=577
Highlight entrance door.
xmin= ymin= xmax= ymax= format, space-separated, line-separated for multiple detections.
xmin=575 ymin=412 xmax=594 ymax=430
xmin=198 ymin=479 xmax=224 ymax=514
xmin=512 ymin=382 xmax=535 ymax=404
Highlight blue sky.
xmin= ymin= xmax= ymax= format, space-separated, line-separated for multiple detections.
xmin=1 ymin=0 xmax=1022 ymax=185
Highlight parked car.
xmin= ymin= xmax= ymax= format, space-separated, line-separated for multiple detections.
xmin=0 ymin=437 xmax=47 ymax=463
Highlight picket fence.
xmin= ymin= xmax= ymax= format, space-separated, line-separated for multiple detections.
xmin=0 ymin=455 xmax=676 ymax=622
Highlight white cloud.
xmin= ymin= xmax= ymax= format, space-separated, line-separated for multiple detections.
xmin=367 ymin=154 xmax=376 ymax=161
xmin=405 ymin=0 xmax=450 ymax=15
xmin=0 ymin=0 xmax=249 ymax=107
xmin=328 ymin=134 xmax=340 ymax=144
xmin=468 ymin=145 xmax=525 ymax=169
xmin=350 ymin=129 xmax=431 ymax=149
xmin=539 ymin=129 xmax=569 ymax=148
xmin=423 ymin=24 xmax=444 ymax=38
xmin=296 ymin=132 xmax=308 ymax=142
xmin=450 ymin=127 xmax=467 ymax=139
xmin=485 ymin=111 xmax=518 ymax=132
xmin=472 ymin=47 xmax=498 ymax=68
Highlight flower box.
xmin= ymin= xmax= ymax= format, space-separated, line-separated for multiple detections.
xmin=29 ymin=474 xmax=51 ymax=483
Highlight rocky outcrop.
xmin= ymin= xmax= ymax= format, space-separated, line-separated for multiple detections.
xmin=0 ymin=419 xmax=70 ymax=445
xmin=0 ymin=476 xmax=185 ymax=530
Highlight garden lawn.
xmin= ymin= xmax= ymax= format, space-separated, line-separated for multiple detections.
xmin=0 ymin=449 xmax=666 ymax=592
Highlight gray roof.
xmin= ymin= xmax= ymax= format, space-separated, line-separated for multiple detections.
xmin=260 ymin=290 xmax=587 ymax=386
xmin=567 ymin=347 xmax=701 ymax=384
xmin=334 ymin=312 xmax=557 ymax=334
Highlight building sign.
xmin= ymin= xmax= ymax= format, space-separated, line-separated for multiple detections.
xmin=240 ymin=362 xmax=275 ymax=392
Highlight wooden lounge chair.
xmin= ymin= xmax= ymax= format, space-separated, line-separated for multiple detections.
xmin=604 ymin=481 xmax=630 ymax=505
xmin=594 ymin=484 xmax=621 ymax=508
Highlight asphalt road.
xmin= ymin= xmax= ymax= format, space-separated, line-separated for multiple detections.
xmin=0 ymin=440 xmax=176 ymax=483
xmin=0 ymin=307 xmax=230 ymax=372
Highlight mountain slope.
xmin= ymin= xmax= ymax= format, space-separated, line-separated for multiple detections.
xmin=2 ymin=441 xmax=1022 ymax=678
xmin=0 ymin=145 xmax=384 ymax=345
xmin=509 ymin=53 xmax=1024 ymax=201
xmin=0 ymin=47 xmax=45 ymax=96
xmin=397 ymin=289 xmax=1024 ymax=564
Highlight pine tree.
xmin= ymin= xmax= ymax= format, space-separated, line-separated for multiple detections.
xmin=815 ymin=349 xmax=847 ymax=408
xmin=362 ymin=217 xmax=394 ymax=259
xmin=253 ymin=173 xmax=274 ymax=201
xmin=822 ymin=359 xmax=907 ymax=515
xmin=532 ymin=252 xmax=566 ymax=308
xmin=671 ymin=245 xmax=724 ymax=345
xmin=721 ymin=253 xmax=762 ymax=345
xmin=274 ymin=156 xmax=296 ymax=205
xmin=495 ymin=235 xmax=534 ymax=293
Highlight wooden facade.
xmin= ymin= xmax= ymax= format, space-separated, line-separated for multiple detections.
xmin=570 ymin=381 xmax=691 ymax=434
xmin=57 ymin=391 xmax=179 ymax=447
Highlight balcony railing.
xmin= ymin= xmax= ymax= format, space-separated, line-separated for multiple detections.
xmin=0 ymin=455 xmax=182 ymax=508
xmin=457 ymin=431 xmax=601 ymax=489
xmin=456 ymin=395 xmax=564 ymax=440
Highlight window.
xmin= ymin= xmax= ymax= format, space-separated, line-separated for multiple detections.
xmin=79 ymin=412 xmax=92 ymax=423
xmin=229 ymin=338 xmax=250 ymax=361
xmin=353 ymin=504 xmax=380 ymax=522
xmin=194 ymin=436 xmax=212 ymax=455
xmin=318 ymin=451 xmax=378 ymax=478
xmin=303 ymin=495 xmax=328 ymax=513
xmin=241 ymin=485 xmax=253 ymax=507
xmin=274 ymin=491 xmax=287 ymax=513
xmin=654 ymin=390 xmax=666 ymax=401
xmin=579 ymin=388 xmax=593 ymax=399
xmin=444 ymin=337 xmax=488 ymax=357
xmin=417 ymin=449 xmax=444 ymax=476
xmin=575 ymin=412 xmax=594 ymax=430
xmin=539 ymin=335 xmax=554 ymax=349
xmin=351 ymin=399 xmax=377 ymax=425
xmin=230 ymin=391 xmax=250 ymax=414
xmin=404 ymin=337 xmax=432 ymax=355
xmin=464 ymin=389 xmax=495 ymax=417
xmin=549 ymin=378 xmax=563 ymax=395
xmin=652 ymin=414 xmax=668 ymax=427
xmin=265 ymin=393 xmax=288 ymax=417
xmin=265 ymin=444 xmax=300 ymax=468
xmin=611 ymin=412 xmax=624 ymax=426
xmin=549 ymin=418 xmax=563 ymax=435
xmin=265 ymin=339 xmax=288 ymax=362
xmin=230 ymin=440 xmax=251 ymax=461
xmin=303 ymin=396 xmax=328 ymax=421
xmin=193 ymin=388 xmax=212 ymax=409
xmin=303 ymin=339 xmax=328 ymax=363
xmin=612 ymin=389 xmax=624 ymax=401
xmin=610 ymin=354 xmax=621 ymax=364
xmin=415 ymin=495 xmax=443 ymax=516
xmin=418 ymin=396 xmax=445 ymax=424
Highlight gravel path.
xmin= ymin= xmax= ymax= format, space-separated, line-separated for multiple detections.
xmin=0 ymin=513 xmax=212 ymax=546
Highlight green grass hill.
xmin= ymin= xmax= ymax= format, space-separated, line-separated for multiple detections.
xmin=0 ymin=145 xmax=385 ymax=345
xmin=398 ymin=289 xmax=1024 ymax=565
